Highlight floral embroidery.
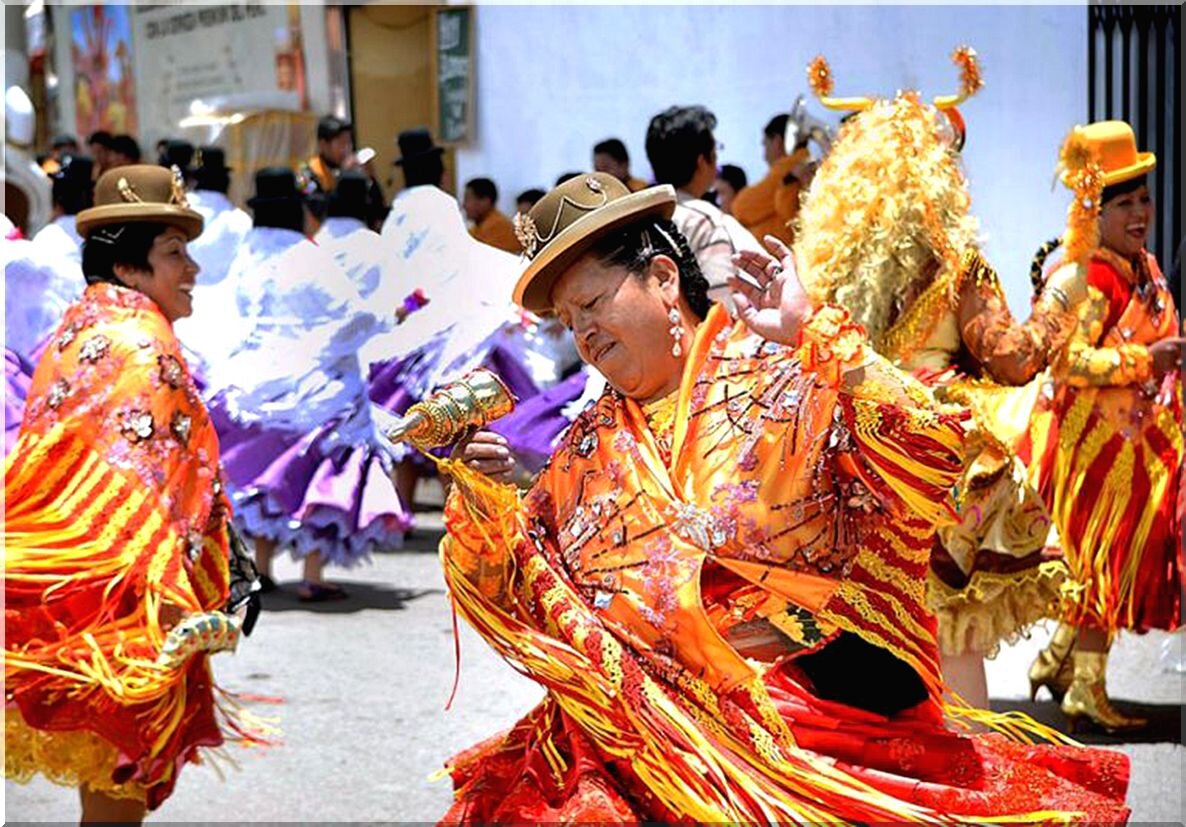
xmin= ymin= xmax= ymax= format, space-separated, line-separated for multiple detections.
xmin=186 ymin=531 xmax=204 ymax=563
xmin=171 ymin=411 xmax=192 ymax=446
xmin=120 ymin=409 xmax=155 ymax=442
xmin=576 ymin=431 xmax=598 ymax=458
xmin=158 ymin=354 xmax=185 ymax=389
xmin=77 ymin=334 xmax=111 ymax=364
xmin=47 ymin=379 xmax=70 ymax=409
xmin=57 ymin=323 xmax=79 ymax=351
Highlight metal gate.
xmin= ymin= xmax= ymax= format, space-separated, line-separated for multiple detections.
xmin=1088 ymin=4 xmax=1180 ymax=274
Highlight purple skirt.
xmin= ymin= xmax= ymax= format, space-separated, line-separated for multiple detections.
xmin=209 ymin=399 xmax=411 ymax=566
xmin=5 ymin=348 xmax=33 ymax=456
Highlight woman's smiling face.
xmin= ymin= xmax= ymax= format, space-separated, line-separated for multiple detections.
xmin=115 ymin=226 xmax=200 ymax=322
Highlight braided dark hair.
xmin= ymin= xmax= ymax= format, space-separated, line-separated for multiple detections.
xmin=587 ymin=217 xmax=712 ymax=321
xmin=1030 ymin=236 xmax=1063 ymax=299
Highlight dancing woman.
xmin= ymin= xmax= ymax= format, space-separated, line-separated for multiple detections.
xmin=1024 ymin=121 xmax=1184 ymax=731
xmin=5 ymin=166 xmax=260 ymax=822
xmin=436 ymin=173 xmax=1129 ymax=822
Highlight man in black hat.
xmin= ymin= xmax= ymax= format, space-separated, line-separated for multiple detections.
xmin=249 ymin=166 xmax=314 ymax=237
xmin=393 ymin=127 xmax=446 ymax=191
xmin=159 ymin=139 xmax=196 ymax=182
xmin=379 ymin=127 xmax=449 ymax=242
xmin=31 ymin=154 xmax=94 ymax=263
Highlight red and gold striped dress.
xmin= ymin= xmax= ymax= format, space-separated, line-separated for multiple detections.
xmin=1023 ymin=248 xmax=1183 ymax=634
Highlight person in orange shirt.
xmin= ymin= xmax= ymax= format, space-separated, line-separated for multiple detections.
xmin=593 ymin=137 xmax=648 ymax=192
xmin=731 ymin=113 xmax=812 ymax=246
xmin=463 ymin=177 xmax=520 ymax=253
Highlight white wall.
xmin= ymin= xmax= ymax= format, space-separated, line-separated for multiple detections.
xmin=455 ymin=5 xmax=1088 ymax=315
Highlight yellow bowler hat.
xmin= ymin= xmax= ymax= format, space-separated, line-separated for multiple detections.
xmin=1079 ymin=120 xmax=1156 ymax=187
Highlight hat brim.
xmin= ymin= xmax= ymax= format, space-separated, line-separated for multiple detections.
xmin=394 ymin=147 xmax=445 ymax=166
xmin=513 ymin=185 xmax=677 ymax=314
xmin=1103 ymin=151 xmax=1156 ymax=186
xmin=75 ymin=204 xmax=204 ymax=241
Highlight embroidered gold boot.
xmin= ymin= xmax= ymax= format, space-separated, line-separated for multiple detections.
xmin=1061 ymin=650 xmax=1147 ymax=733
xmin=1028 ymin=622 xmax=1076 ymax=702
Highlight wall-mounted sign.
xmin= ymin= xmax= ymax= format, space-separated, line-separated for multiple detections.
xmin=431 ymin=6 xmax=474 ymax=145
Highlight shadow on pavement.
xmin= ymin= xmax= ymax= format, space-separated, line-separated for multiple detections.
xmin=991 ymin=697 xmax=1183 ymax=745
xmin=260 ymin=582 xmax=442 ymax=614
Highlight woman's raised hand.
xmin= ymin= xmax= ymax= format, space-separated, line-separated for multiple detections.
xmin=451 ymin=429 xmax=516 ymax=482
xmin=729 ymin=235 xmax=814 ymax=345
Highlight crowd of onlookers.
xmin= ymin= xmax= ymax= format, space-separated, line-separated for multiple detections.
xmin=31 ymin=99 xmax=827 ymax=265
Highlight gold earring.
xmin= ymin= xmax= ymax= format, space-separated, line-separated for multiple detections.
xmin=668 ymin=307 xmax=684 ymax=358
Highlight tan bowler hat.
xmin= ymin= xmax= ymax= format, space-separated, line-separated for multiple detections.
xmin=512 ymin=172 xmax=675 ymax=313
xmin=1079 ymin=120 xmax=1156 ymax=187
xmin=76 ymin=164 xmax=203 ymax=240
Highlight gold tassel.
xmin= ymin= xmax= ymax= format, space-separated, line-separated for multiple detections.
xmin=1056 ymin=127 xmax=1104 ymax=265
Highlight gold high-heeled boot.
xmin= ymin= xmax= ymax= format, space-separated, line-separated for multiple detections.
xmin=1061 ymin=649 xmax=1147 ymax=733
xmin=1028 ymin=622 xmax=1076 ymax=702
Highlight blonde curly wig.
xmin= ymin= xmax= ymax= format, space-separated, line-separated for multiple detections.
xmin=794 ymin=92 xmax=980 ymax=347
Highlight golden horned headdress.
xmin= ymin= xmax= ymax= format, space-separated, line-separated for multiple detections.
xmin=807 ymin=46 xmax=984 ymax=113
xmin=793 ymin=47 xmax=984 ymax=349
xmin=807 ymin=46 xmax=982 ymax=150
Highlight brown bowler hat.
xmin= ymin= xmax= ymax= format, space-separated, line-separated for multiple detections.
xmin=76 ymin=164 xmax=203 ymax=240
xmin=512 ymin=172 xmax=675 ymax=313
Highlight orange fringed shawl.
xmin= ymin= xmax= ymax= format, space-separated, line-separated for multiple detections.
xmin=436 ymin=304 xmax=1130 ymax=824
xmin=5 ymin=284 xmax=254 ymax=809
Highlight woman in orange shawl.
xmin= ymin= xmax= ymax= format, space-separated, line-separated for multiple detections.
xmin=5 ymin=166 xmax=260 ymax=822
xmin=432 ymin=172 xmax=1130 ymax=823
xmin=1024 ymin=121 xmax=1184 ymax=732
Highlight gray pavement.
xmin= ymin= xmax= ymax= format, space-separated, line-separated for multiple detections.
xmin=6 ymin=490 xmax=1184 ymax=823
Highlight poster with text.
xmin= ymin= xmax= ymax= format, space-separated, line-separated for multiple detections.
xmin=71 ymin=5 xmax=138 ymax=138
xmin=130 ymin=3 xmax=309 ymax=146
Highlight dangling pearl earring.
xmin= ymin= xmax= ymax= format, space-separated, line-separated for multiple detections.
xmin=668 ymin=307 xmax=684 ymax=358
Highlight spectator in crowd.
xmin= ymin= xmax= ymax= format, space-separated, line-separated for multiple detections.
xmin=159 ymin=139 xmax=197 ymax=186
xmin=463 ymin=177 xmax=520 ymax=253
xmin=592 ymin=137 xmax=647 ymax=191
xmin=731 ymin=113 xmax=812 ymax=246
xmin=31 ymin=154 xmax=93 ymax=265
xmin=391 ymin=127 xmax=447 ymax=194
xmin=645 ymin=104 xmax=760 ymax=301
xmin=714 ymin=163 xmax=747 ymax=215
xmin=301 ymin=115 xmax=353 ymax=222
xmin=515 ymin=188 xmax=546 ymax=216
xmin=87 ymin=130 xmax=114 ymax=175
xmin=39 ymin=134 xmax=80 ymax=175
xmin=106 ymin=134 xmax=141 ymax=168
xmin=555 ymin=171 xmax=583 ymax=186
